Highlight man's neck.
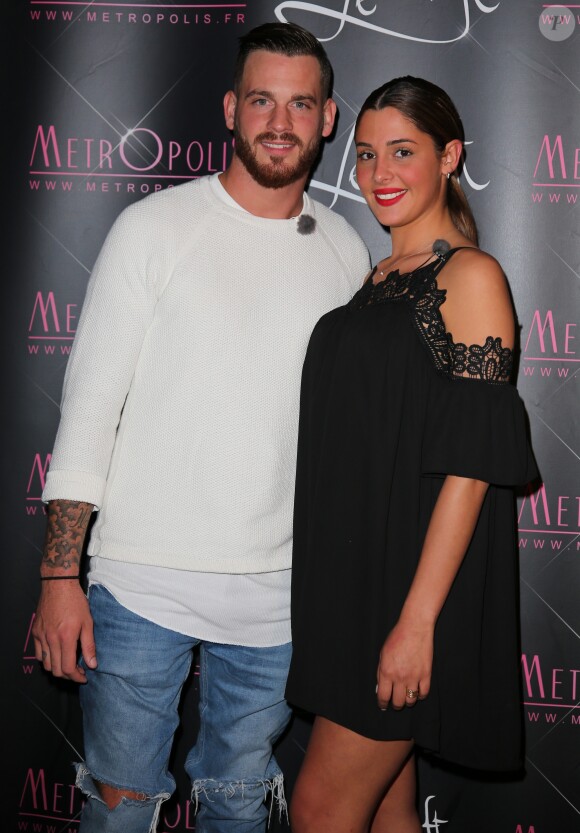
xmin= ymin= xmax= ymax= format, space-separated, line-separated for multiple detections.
xmin=219 ymin=159 xmax=306 ymax=219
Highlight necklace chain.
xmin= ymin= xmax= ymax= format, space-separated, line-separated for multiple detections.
xmin=378 ymin=242 xmax=435 ymax=277
xmin=378 ymin=239 xmax=450 ymax=277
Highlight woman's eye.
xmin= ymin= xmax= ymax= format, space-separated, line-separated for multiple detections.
xmin=356 ymin=151 xmax=375 ymax=161
xmin=394 ymin=148 xmax=412 ymax=158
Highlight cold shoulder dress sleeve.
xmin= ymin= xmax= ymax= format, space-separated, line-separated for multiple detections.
xmin=285 ymin=248 xmax=538 ymax=772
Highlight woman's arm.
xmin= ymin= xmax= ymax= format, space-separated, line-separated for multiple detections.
xmin=376 ymin=249 xmax=515 ymax=710
xmin=376 ymin=474 xmax=488 ymax=709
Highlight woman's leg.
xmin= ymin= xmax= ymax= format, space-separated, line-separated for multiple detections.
xmin=290 ymin=716 xmax=414 ymax=833
xmin=370 ymin=754 xmax=420 ymax=833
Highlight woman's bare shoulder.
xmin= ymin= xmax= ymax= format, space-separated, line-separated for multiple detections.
xmin=438 ymin=248 xmax=515 ymax=348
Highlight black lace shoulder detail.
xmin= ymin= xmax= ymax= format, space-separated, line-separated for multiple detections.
xmin=349 ymin=254 xmax=513 ymax=383
xmin=449 ymin=335 xmax=513 ymax=382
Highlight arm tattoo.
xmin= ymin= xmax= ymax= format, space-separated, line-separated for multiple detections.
xmin=41 ymin=500 xmax=94 ymax=573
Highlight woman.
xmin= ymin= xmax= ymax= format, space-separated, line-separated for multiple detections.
xmin=285 ymin=77 xmax=538 ymax=832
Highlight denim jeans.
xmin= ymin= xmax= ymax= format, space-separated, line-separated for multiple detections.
xmin=77 ymin=584 xmax=292 ymax=833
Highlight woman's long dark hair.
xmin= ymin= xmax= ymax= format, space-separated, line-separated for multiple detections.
xmin=356 ymin=76 xmax=478 ymax=245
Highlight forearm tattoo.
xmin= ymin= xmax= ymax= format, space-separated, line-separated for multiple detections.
xmin=41 ymin=500 xmax=93 ymax=573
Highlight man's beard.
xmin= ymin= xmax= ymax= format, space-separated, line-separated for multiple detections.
xmin=233 ymin=124 xmax=322 ymax=189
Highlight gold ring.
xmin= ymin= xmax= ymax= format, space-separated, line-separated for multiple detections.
xmin=406 ymin=688 xmax=419 ymax=699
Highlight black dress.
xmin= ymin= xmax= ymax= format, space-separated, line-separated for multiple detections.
xmin=285 ymin=248 xmax=538 ymax=772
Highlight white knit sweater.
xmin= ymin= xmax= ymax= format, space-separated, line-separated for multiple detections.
xmin=43 ymin=175 xmax=369 ymax=572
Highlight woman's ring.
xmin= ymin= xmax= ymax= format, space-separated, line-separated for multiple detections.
xmin=406 ymin=688 xmax=419 ymax=699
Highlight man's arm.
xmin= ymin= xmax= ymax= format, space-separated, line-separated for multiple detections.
xmin=32 ymin=500 xmax=97 ymax=683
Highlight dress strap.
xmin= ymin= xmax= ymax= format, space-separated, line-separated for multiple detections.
xmin=437 ymin=245 xmax=477 ymax=266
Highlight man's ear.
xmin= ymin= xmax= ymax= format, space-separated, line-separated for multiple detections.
xmin=322 ymin=98 xmax=337 ymax=138
xmin=224 ymin=90 xmax=237 ymax=130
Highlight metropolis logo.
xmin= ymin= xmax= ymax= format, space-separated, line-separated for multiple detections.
xmin=531 ymin=134 xmax=580 ymax=205
xmin=26 ymin=453 xmax=51 ymax=516
xmin=522 ymin=653 xmax=580 ymax=728
xmin=19 ymin=768 xmax=84 ymax=828
xmin=22 ymin=612 xmax=37 ymax=674
xmin=518 ymin=482 xmax=580 ymax=555
xmin=521 ymin=308 xmax=578 ymax=380
xmin=28 ymin=290 xmax=77 ymax=356
xmin=29 ymin=124 xmax=235 ymax=195
xmin=29 ymin=1 xmax=246 ymax=27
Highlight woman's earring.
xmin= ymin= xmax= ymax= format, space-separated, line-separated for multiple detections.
xmin=446 ymin=172 xmax=451 ymax=180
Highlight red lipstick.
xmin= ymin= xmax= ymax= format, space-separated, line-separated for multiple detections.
xmin=373 ymin=188 xmax=407 ymax=207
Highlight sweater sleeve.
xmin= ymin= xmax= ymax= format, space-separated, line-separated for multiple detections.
xmin=344 ymin=223 xmax=371 ymax=289
xmin=42 ymin=202 xmax=164 ymax=507
xmin=310 ymin=199 xmax=370 ymax=291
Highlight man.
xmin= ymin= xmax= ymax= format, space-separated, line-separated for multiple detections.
xmin=33 ymin=21 xmax=369 ymax=833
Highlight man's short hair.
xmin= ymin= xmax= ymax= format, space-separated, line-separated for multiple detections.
xmin=233 ymin=21 xmax=333 ymax=100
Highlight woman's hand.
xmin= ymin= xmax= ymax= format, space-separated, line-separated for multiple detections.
xmin=376 ymin=618 xmax=433 ymax=710
xmin=375 ymin=476 xmax=489 ymax=712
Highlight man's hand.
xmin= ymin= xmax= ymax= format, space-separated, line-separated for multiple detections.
xmin=34 ymin=499 xmax=96 ymax=683
xmin=33 ymin=580 xmax=97 ymax=682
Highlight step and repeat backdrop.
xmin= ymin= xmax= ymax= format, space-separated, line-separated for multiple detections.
xmin=5 ymin=1 xmax=579 ymax=831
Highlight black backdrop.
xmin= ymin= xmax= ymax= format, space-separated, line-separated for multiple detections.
xmin=5 ymin=2 xmax=579 ymax=831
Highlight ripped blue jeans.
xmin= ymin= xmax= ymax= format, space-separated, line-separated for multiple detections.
xmin=77 ymin=585 xmax=292 ymax=833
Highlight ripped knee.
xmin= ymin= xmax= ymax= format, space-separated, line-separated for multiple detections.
xmin=192 ymin=773 xmax=288 ymax=823
xmin=95 ymin=779 xmax=149 ymax=810
xmin=75 ymin=763 xmax=170 ymax=831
